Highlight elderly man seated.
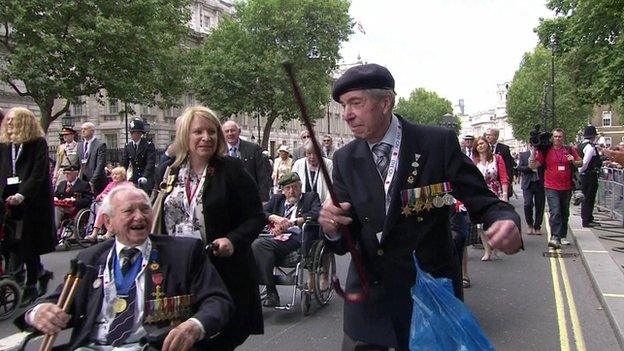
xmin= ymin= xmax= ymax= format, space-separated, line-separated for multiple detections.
xmin=53 ymin=164 xmax=93 ymax=228
xmin=252 ymin=172 xmax=320 ymax=307
xmin=15 ymin=186 xmax=233 ymax=351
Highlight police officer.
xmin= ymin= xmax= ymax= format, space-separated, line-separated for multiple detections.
xmin=121 ymin=119 xmax=156 ymax=194
xmin=578 ymin=125 xmax=602 ymax=228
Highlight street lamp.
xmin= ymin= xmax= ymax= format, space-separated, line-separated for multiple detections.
xmin=549 ymin=34 xmax=557 ymax=130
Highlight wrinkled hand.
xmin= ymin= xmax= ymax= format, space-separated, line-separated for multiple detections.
xmin=211 ymin=237 xmax=234 ymax=257
xmin=162 ymin=320 xmax=201 ymax=351
xmin=6 ymin=194 xmax=23 ymax=206
xmin=32 ymin=303 xmax=70 ymax=335
xmin=319 ymin=200 xmax=353 ymax=237
xmin=484 ymin=219 xmax=522 ymax=254
xmin=270 ymin=215 xmax=291 ymax=231
xmin=269 ymin=224 xmax=284 ymax=237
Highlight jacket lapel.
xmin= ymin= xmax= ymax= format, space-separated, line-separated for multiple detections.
xmin=351 ymin=140 xmax=386 ymax=229
xmin=80 ymin=244 xmax=112 ymax=340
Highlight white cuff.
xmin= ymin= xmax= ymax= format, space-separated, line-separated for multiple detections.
xmin=323 ymin=232 xmax=342 ymax=242
xmin=187 ymin=317 xmax=205 ymax=340
xmin=25 ymin=304 xmax=45 ymax=327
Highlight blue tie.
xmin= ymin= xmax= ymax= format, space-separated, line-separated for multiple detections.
xmin=106 ymin=284 xmax=137 ymax=346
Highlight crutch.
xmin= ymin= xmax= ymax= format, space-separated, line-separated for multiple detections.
xmin=38 ymin=259 xmax=86 ymax=351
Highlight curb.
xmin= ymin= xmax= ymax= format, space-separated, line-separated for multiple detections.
xmin=568 ymin=212 xmax=624 ymax=350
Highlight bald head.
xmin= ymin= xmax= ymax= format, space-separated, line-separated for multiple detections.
xmin=222 ymin=120 xmax=241 ymax=145
xmin=81 ymin=122 xmax=95 ymax=140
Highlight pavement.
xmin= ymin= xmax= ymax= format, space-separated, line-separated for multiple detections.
xmin=567 ymin=205 xmax=624 ymax=349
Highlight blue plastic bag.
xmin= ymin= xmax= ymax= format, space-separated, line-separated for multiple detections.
xmin=409 ymin=253 xmax=495 ymax=351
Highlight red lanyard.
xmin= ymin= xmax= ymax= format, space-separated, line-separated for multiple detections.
xmin=185 ymin=175 xmax=201 ymax=203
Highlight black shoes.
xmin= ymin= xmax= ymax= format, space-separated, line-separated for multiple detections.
xmin=38 ymin=270 xmax=54 ymax=297
xmin=548 ymin=237 xmax=561 ymax=250
xmin=263 ymin=291 xmax=280 ymax=307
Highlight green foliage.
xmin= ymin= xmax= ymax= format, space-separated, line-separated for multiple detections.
xmin=394 ymin=88 xmax=457 ymax=127
xmin=0 ymin=0 xmax=191 ymax=131
xmin=507 ymin=46 xmax=591 ymax=142
xmin=536 ymin=0 xmax=624 ymax=105
xmin=191 ymin=0 xmax=352 ymax=147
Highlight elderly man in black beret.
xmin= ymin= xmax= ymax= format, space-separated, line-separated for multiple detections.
xmin=251 ymin=172 xmax=320 ymax=307
xmin=320 ymin=63 xmax=522 ymax=350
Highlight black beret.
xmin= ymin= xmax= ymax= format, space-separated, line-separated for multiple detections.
xmin=332 ymin=63 xmax=395 ymax=102
xmin=278 ymin=172 xmax=301 ymax=187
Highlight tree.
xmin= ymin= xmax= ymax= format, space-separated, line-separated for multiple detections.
xmin=394 ymin=88 xmax=457 ymax=127
xmin=535 ymin=0 xmax=624 ymax=105
xmin=191 ymin=0 xmax=352 ymax=148
xmin=0 ymin=0 xmax=191 ymax=131
xmin=507 ymin=46 xmax=591 ymax=142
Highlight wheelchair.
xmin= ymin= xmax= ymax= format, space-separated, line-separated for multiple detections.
xmin=0 ymin=204 xmax=23 ymax=321
xmin=259 ymin=220 xmax=336 ymax=315
xmin=54 ymin=198 xmax=92 ymax=250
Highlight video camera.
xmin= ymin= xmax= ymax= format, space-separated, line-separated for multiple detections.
xmin=529 ymin=124 xmax=552 ymax=153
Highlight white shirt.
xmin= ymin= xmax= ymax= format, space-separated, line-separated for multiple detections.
xmin=580 ymin=141 xmax=597 ymax=173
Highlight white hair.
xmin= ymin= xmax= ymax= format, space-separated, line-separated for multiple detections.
xmin=100 ymin=185 xmax=150 ymax=216
xmin=81 ymin=122 xmax=96 ymax=130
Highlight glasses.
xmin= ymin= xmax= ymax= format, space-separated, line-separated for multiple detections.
xmin=302 ymin=135 xmax=310 ymax=139
xmin=323 ymin=139 xmax=331 ymax=142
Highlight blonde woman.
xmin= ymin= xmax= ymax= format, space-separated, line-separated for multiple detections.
xmin=272 ymin=144 xmax=293 ymax=193
xmin=52 ymin=126 xmax=79 ymax=187
xmin=84 ymin=166 xmax=133 ymax=242
xmin=0 ymin=107 xmax=55 ymax=305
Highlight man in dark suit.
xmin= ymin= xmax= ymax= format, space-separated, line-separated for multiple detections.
xmin=320 ymin=64 xmax=522 ymax=350
xmin=517 ymin=147 xmax=545 ymax=234
xmin=77 ymin=122 xmax=107 ymax=195
xmin=251 ymin=172 xmax=321 ymax=307
xmin=486 ymin=127 xmax=515 ymax=197
xmin=53 ymin=165 xmax=93 ymax=228
xmin=222 ymin=120 xmax=272 ymax=202
xmin=122 ymin=119 xmax=156 ymax=194
xmin=17 ymin=186 xmax=233 ymax=351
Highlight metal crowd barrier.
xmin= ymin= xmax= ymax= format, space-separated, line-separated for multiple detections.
xmin=596 ymin=166 xmax=624 ymax=225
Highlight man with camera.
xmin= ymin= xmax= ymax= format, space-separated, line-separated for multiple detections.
xmin=530 ymin=128 xmax=581 ymax=249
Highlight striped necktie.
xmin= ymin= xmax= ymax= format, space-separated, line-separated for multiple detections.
xmin=372 ymin=142 xmax=392 ymax=178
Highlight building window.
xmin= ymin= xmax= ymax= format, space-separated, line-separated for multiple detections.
xmin=186 ymin=93 xmax=195 ymax=107
xmin=604 ymin=137 xmax=612 ymax=147
xmin=142 ymin=105 xmax=150 ymax=115
xmin=203 ymin=15 xmax=211 ymax=28
xmin=109 ymin=100 xmax=120 ymax=115
xmin=72 ymin=103 xmax=84 ymax=116
xmin=602 ymin=111 xmax=612 ymax=127
xmin=104 ymin=133 xmax=118 ymax=149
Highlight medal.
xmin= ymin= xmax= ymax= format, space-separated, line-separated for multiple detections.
xmin=443 ymin=193 xmax=454 ymax=206
xmin=150 ymin=262 xmax=159 ymax=271
xmin=432 ymin=196 xmax=444 ymax=208
xmin=113 ymin=297 xmax=127 ymax=313
xmin=92 ymin=278 xmax=101 ymax=289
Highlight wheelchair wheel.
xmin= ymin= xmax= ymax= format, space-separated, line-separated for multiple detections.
xmin=74 ymin=209 xmax=92 ymax=248
xmin=0 ymin=279 xmax=21 ymax=321
xmin=313 ymin=241 xmax=335 ymax=306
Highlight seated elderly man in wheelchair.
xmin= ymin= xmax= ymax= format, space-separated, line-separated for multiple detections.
xmin=252 ymin=172 xmax=321 ymax=308
xmin=15 ymin=186 xmax=233 ymax=351
xmin=53 ymin=165 xmax=93 ymax=228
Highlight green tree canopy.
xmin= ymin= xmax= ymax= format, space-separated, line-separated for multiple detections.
xmin=507 ymin=45 xmax=591 ymax=142
xmin=536 ymin=0 xmax=624 ymax=106
xmin=191 ymin=0 xmax=352 ymax=148
xmin=394 ymin=88 xmax=457 ymax=127
xmin=0 ymin=0 xmax=191 ymax=131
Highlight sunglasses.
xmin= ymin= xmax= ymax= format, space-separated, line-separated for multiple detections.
xmin=302 ymin=135 xmax=310 ymax=139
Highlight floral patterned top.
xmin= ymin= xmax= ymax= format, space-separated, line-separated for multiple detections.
xmin=163 ymin=162 xmax=208 ymax=241
xmin=474 ymin=154 xmax=509 ymax=197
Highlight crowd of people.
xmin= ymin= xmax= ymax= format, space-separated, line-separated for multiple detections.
xmin=0 ymin=62 xmax=619 ymax=350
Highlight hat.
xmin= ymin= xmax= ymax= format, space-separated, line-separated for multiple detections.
xmin=331 ymin=63 xmax=395 ymax=102
xmin=278 ymin=172 xmax=301 ymax=187
xmin=129 ymin=119 xmax=146 ymax=133
xmin=277 ymin=145 xmax=290 ymax=154
xmin=463 ymin=134 xmax=474 ymax=140
xmin=60 ymin=126 xmax=77 ymax=135
xmin=62 ymin=165 xmax=80 ymax=172
xmin=583 ymin=125 xmax=597 ymax=138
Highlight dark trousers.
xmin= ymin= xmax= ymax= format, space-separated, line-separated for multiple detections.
xmin=545 ymin=188 xmax=572 ymax=239
xmin=523 ymin=181 xmax=545 ymax=229
xmin=581 ymin=173 xmax=599 ymax=225
xmin=251 ymin=237 xmax=300 ymax=293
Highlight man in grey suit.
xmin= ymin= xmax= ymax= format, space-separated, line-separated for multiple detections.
xmin=222 ymin=121 xmax=272 ymax=202
xmin=77 ymin=122 xmax=107 ymax=195
xmin=320 ymin=64 xmax=522 ymax=350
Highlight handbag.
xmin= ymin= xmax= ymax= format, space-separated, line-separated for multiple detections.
xmin=409 ymin=253 xmax=495 ymax=351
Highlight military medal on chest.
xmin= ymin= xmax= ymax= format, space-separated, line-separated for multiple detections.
xmin=400 ymin=181 xmax=454 ymax=217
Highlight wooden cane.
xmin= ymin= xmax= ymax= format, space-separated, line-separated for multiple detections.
xmin=38 ymin=261 xmax=85 ymax=351
xmin=282 ymin=61 xmax=369 ymax=302
xmin=150 ymin=166 xmax=172 ymax=234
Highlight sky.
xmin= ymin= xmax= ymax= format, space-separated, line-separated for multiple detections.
xmin=340 ymin=0 xmax=554 ymax=115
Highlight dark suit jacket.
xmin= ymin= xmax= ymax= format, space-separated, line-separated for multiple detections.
xmin=77 ymin=138 xmax=107 ymax=194
xmin=15 ymin=235 xmax=233 ymax=350
xmin=517 ymin=151 xmax=545 ymax=190
xmin=263 ymin=192 xmax=321 ymax=242
xmin=494 ymin=142 xmax=514 ymax=183
xmin=325 ymin=117 xmax=520 ymax=349
xmin=235 ymin=139 xmax=271 ymax=202
xmin=0 ymin=138 xmax=56 ymax=256
xmin=54 ymin=178 xmax=94 ymax=210
xmin=122 ymin=138 xmax=156 ymax=190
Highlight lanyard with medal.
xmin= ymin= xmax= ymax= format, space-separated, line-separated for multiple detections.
xmin=175 ymin=165 xmax=206 ymax=239
xmin=305 ymin=161 xmax=320 ymax=192
xmin=7 ymin=144 xmax=22 ymax=185
xmin=381 ymin=124 xmax=402 ymax=214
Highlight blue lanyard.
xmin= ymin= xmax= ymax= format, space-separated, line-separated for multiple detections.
xmin=112 ymin=251 xmax=143 ymax=295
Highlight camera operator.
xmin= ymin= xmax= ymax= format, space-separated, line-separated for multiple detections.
xmin=517 ymin=140 xmax=545 ymax=235
xmin=529 ymin=128 xmax=581 ymax=249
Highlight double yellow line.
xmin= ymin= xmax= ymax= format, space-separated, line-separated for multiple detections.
xmin=544 ymin=214 xmax=587 ymax=351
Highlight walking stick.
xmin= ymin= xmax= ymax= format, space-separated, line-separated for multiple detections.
xmin=150 ymin=166 xmax=172 ymax=234
xmin=38 ymin=260 xmax=86 ymax=351
xmin=282 ymin=61 xmax=369 ymax=302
